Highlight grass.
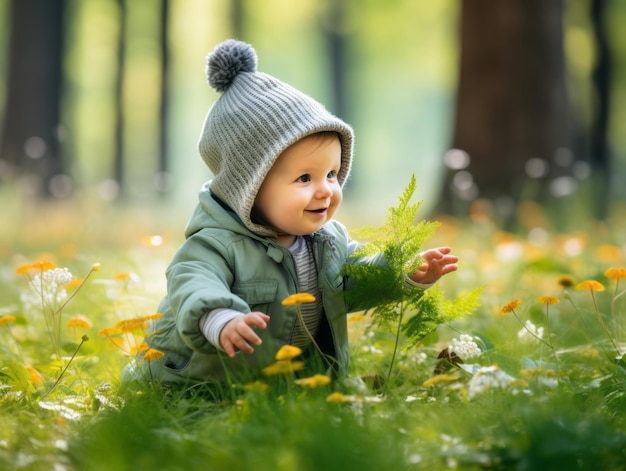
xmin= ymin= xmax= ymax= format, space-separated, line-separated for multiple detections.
xmin=2 ymin=191 xmax=626 ymax=470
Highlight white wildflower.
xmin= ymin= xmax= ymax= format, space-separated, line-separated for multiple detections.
xmin=361 ymin=345 xmax=384 ymax=355
xmin=468 ymin=365 xmax=516 ymax=399
xmin=23 ymin=267 xmax=73 ymax=311
xmin=448 ymin=334 xmax=481 ymax=360
xmin=518 ymin=320 xmax=544 ymax=342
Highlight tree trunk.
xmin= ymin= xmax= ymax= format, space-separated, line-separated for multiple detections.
xmin=113 ymin=0 xmax=127 ymax=197
xmin=230 ymin=0 xmax=245 ymax=39
xmin=437 ymin=0 xmax=572 ymax=223
xmin=321 ymin=0 xmax=349 ymax=120
xmin=156 ymin=0 xmax=170 ymax=195
xmin=590 ymin=0 xmax=612 ymax=220
xmin=0 ymin=0 xmax=66 ymax=196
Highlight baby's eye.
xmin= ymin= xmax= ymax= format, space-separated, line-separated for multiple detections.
xmin=327 ymin=170 xmax=338 ymax=179
xmin=297 ymin=174 xmax=311 ymax=183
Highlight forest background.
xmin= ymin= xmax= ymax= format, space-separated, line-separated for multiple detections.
xmin=1 ymin=0 xmax=625 ymax=249
xmin=2 ymin=2 xmax=626 ymax=469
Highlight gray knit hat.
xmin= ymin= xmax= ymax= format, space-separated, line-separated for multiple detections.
xmin=198 ymin=39 xmax=354 ymax=236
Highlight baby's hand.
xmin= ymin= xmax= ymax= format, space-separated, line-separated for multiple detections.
xmin=408 ymin=247 xmax=458 ymax=285
xmin=220 ymin=312 xmax=270 ymax=358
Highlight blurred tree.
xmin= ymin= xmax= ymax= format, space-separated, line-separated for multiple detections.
xmin=590 ymin=0 xmax=612 ymax=219
xmin=113 ymin=0 xmax=127 ymax=197
xmin=231 ymin=0 xmax=245 ymax=38
xmin=437 ymin=0 xmax=573 ymax=224
xmin=321 ymin=0 xmax=349 ymax=120
xmin=156 ymin=0 xmax=171 ymax=195
xmin=0 ymin=0 xmax=66 ymax=196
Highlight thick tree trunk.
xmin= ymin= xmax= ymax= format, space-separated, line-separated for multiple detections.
xmin=0 ymin=0 xmax=66 ymax=196
xmin=438 ymin=0 xmax=572 ymax=222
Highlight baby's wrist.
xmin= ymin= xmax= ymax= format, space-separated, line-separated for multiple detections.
xmin=199 ymin=308 xmax=244 ymax=348
xmin=404 ymin=274 xmax=437 ymax=289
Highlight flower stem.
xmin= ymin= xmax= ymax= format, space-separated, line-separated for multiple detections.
xmin=543 ymin=305 xmax=560 ymax=367
xmin=42 ymin=335 xmax=89 ymax=399
xmin=590 ymin=290 xmax=620 ymax=357
xmin=382 ymin=302 xmax=405 ymax=397
xmin=295 ymin=304 xmax=338 ymax=371
xmin=512 ymin=310 xmax=555 ymax=352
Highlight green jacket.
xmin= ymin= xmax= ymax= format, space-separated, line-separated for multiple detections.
xmin=130 ymin=183 xmax=368 ymax=385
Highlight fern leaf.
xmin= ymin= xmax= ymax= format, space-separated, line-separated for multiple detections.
xmin=441 ymin=285 xmax=485 ymax=321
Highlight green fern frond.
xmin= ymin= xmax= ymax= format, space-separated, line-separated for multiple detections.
xmin=402 ymin=285 xmax=484 ymax=348
xmin=340 ymin=174 xmax=482 ymax=394
xmin=441 ymin=285 xmax=485 ymax=321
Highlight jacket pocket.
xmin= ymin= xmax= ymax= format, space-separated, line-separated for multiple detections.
xmin=232 ymin=280 xmax=278 ymax=312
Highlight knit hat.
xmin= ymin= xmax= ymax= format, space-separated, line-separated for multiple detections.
xmin=198 ymin=39 xmax=354 ymax=237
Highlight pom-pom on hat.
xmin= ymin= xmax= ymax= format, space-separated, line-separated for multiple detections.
xmin=198 ymin=39 xmax=354 ymax=237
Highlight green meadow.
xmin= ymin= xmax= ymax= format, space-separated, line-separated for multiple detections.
xmin=2 ymin=181 xmax=626 ymax=471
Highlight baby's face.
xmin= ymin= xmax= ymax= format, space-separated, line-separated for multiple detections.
xmin=255 ymin=134 xmax=343 ymax=247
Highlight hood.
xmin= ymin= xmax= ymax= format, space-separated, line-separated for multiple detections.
xmin=184 ymin=181 xmax=259 ymax=240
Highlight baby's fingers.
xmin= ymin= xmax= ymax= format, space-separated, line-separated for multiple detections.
xmin=244 ymin=312 xmax=270 ymax=330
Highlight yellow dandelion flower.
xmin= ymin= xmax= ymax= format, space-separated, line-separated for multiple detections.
xmin=422 ymin=374 xmax=459 ymax=388
xmin=26 ymin=367 xmax=44 ymax=386
xmin=538 ymin=296 xmax=560 ymax=305
xmin=498 ymin=299 xmax=522 ymax=316
xmin=295 ymin=374 xmax=332 ymax=389
xmin=281 ymin=292 xmax=316 ymax=306
xmin=16 ymin=260 xmax=55 ymax=275
xmin=275 ymin=344 xmax=303 ymax=360
xmin=262 ymin=360 xmax=305 ymax=376
xmin=605 ymin=267 xmax=626 ymax=280
xmin=67 ymin=316 xmax=91 ymax=329
xmin=115 ymin=318 xmax=148 ymax=333
xmin=0 ymin=315 xmax=17 ymax=326
xmin=243 ymin=381 xmax=271 ymax=393
xmin=326 ymin=392 xmax=349 ymax=403
xmin=132 ymin=342 xmax=149 ymax=354
xmin=141 ymin=313 xmax=163 ymax=322
xmin=143 ymin=348 xmax=165 ymax=361
xmin=557 ymin=275 xmax=576 ymax=288
xmin=98 ymin=326 xmax=121 ymax=337
xmin=576 ymin=280 xmax=605 ymax=292
xmin=348 ymin=314 xmax=365 ymax=322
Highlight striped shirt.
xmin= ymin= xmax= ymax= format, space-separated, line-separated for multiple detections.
xmin=287 ymin=236 xmax=322 ymax=348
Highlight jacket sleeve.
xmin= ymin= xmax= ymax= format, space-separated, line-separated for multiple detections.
xmin=164 ymin=230 xmax=251 ymax=352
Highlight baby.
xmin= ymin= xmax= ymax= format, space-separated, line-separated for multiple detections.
xmin=126 ymin=39 xmax=457 ymax=386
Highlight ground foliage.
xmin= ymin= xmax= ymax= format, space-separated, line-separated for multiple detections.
xmin=1 ymin=181 xmax=626 ymax=470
